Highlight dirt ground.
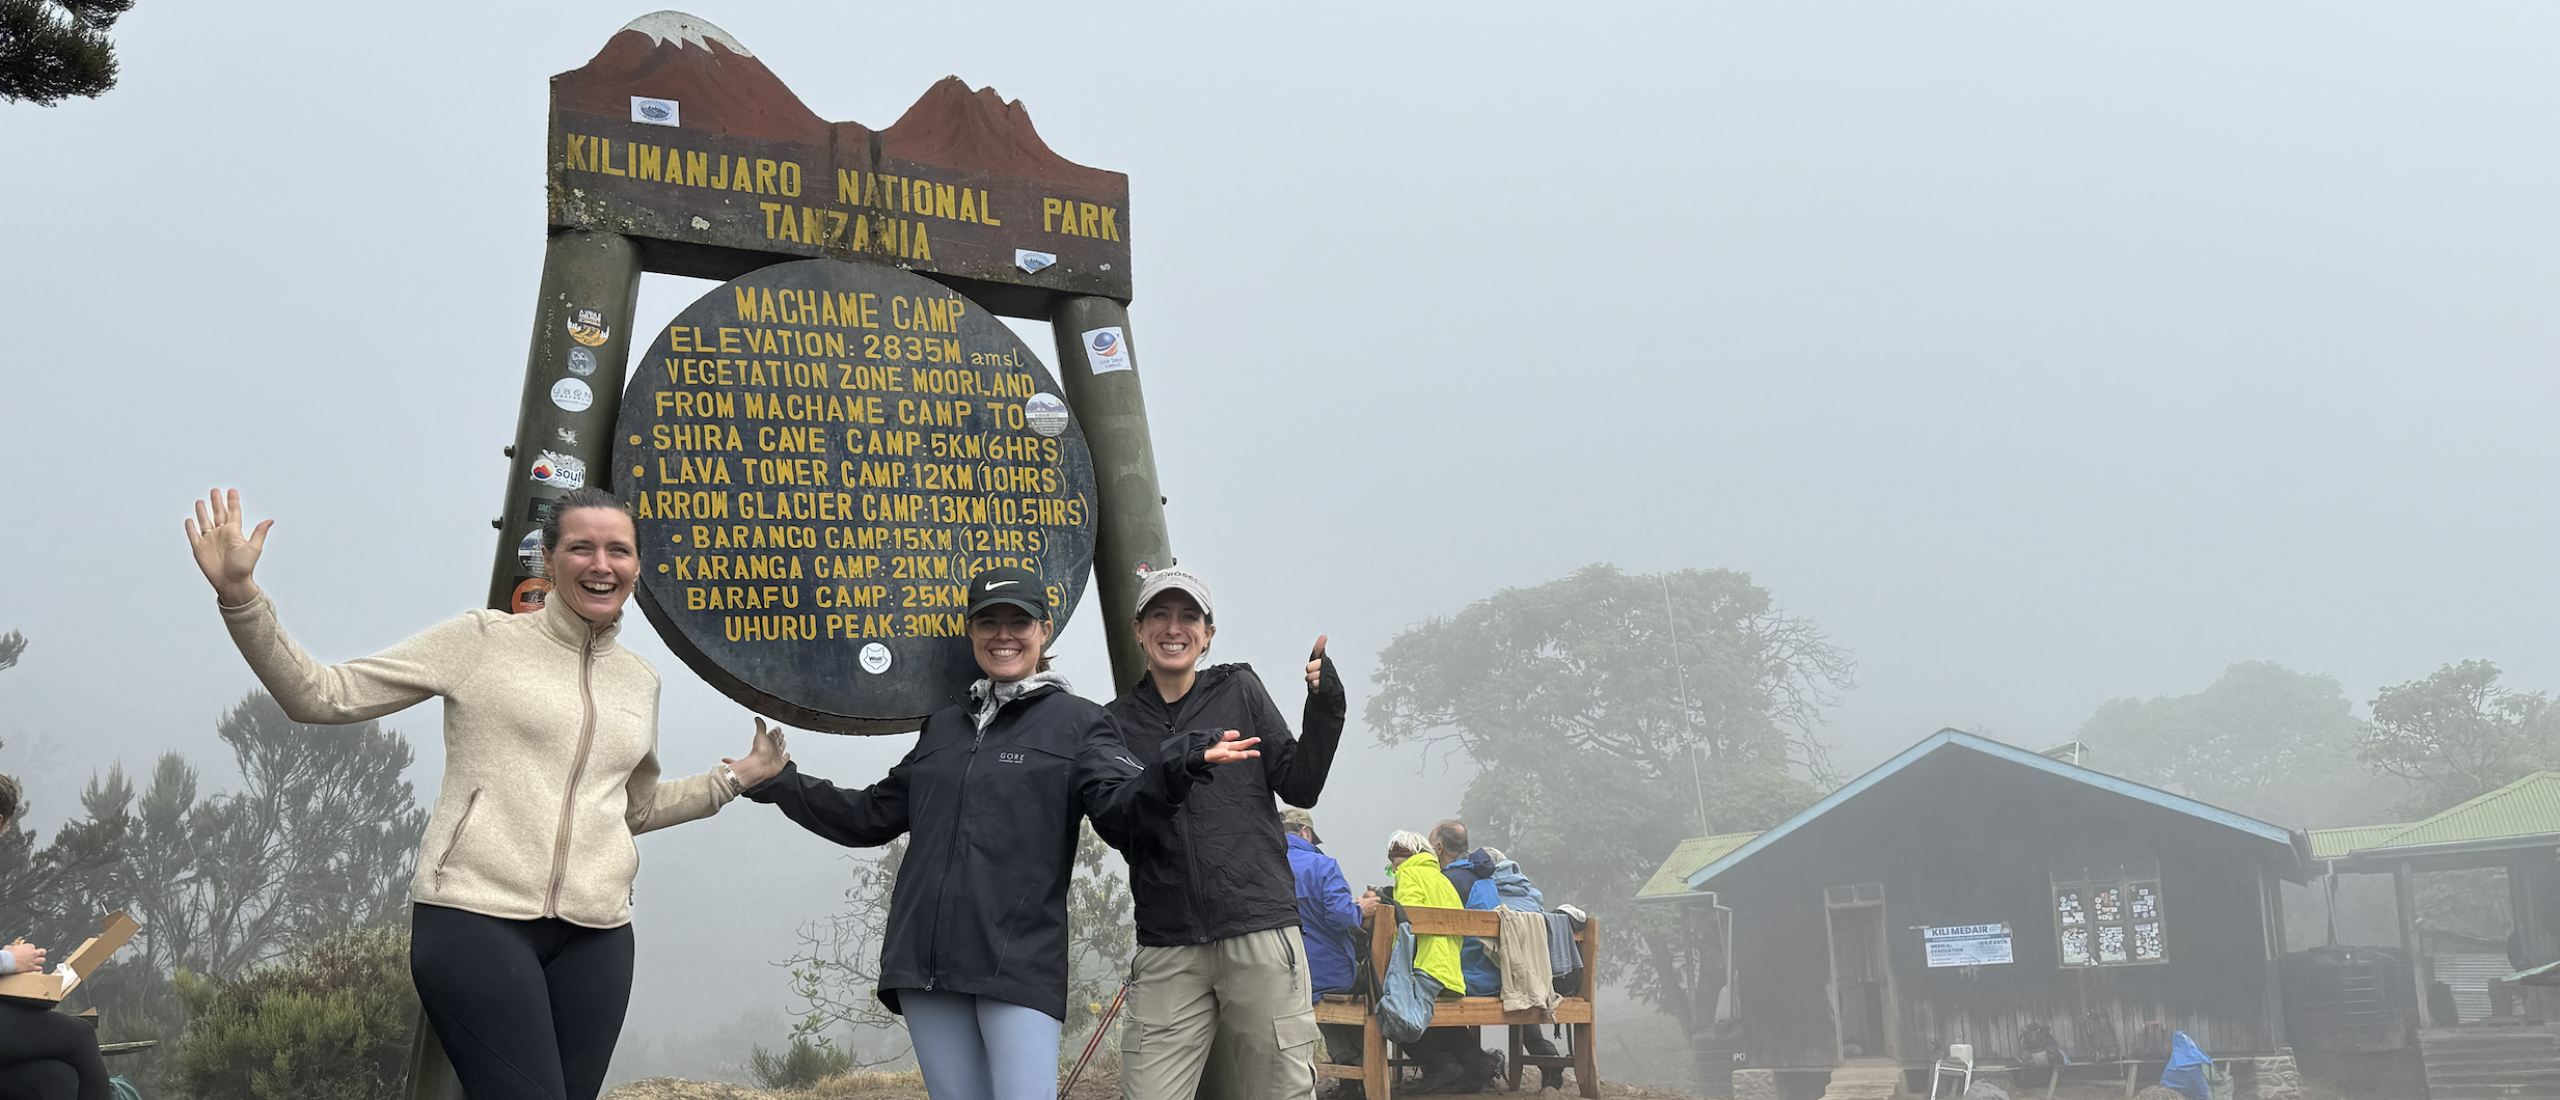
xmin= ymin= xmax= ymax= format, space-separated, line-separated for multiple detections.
xmin=602 ymin=1062 xmax=1706 ymax=1100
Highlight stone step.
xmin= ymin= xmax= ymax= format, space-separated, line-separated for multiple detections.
xmin=2426 ymin=1032 xmax=2560 ymax=1046
xmin=2429 ymin=1068 xmax=2560 ymax=1084
xmin=2420 ymin=1089 xmax=2560 ymax=1100
xmin=2427 ymin=1060 xmax=2560 ymax=1076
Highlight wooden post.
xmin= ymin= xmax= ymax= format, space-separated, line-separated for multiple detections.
xmin=1369 ymin=912 xmax=1398 ymax=1100
xmin=1574 ymin=918 xmax=1603 ymax=1098
xmin=2395 ymin=861 xmax=2426 ymax=1027
xmin=1048 ymin=295 xmax=1172 ymax=690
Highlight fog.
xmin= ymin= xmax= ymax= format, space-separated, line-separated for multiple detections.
xmin=6 ymin=0 xmax=2559 ymax=1087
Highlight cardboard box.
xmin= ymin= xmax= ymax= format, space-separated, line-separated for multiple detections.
xmin=0 ymin=912 xmax=139 ymax=1006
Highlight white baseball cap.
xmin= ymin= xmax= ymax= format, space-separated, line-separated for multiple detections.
xmin=1134 ymin=567 xmax=1214 ymax=623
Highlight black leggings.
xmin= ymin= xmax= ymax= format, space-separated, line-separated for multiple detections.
xmin=0 ymin=1001 xmax=107 ymax=1100
xmin=410 ymin=903 xmax=635 ymax=1100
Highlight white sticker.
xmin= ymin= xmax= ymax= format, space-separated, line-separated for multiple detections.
xmin=556 ymin=427 xmax=579 ymax=446
xmin=530 ymin=451 xmax=587 ymax=490
xmin=1082 ymin=326 xmax=1131 ymax=374
xmin=859 ymin=643 xmax=892 ymax=674
xmin=1016 ymin=249 xmax=1057 ymax=274
xmin=631 ymin=96 xmax=680 ymax=127
xmin=566 ymin=346 xmax=597 ymax=376
xmin=551 ymin=377 xmax=594 ymax=412
xmin=517 ymin=530 xmax=547 ymax=577
xmin=1024 ymin=392 xmax=1070 ymax=437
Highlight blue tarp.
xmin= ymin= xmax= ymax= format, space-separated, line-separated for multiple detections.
xmin=2160 ymin=1031 xmax=2213 ymax=1100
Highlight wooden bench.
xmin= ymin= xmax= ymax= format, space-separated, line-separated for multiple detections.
xmin=1310 ymin=905 xmax=1601 ymax=1099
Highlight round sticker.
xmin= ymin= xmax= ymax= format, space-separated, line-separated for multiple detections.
xmin=566 ymin=346 xmax=598 ymax=377
xmin=551 ymin=377 xmax=594 ymax=412
xmin=1024 ymin=392 xmax=1070 ymax=438
xmin=859 ymin=643 xmax=893 ymax=675
xmin=567 ymin=306 xmax=611 ymax=347
xmin=510 ymin=577 xmax=553 ymax=614
xmin=516 ymin=530 xmax=547 ymax=577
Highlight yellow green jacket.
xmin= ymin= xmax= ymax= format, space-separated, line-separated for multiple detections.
xmin=1394 ymin=852 xmax=1466 ymax=995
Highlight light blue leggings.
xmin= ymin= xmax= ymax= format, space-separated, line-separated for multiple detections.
xmin=895 ymin=989 xmax=1064 ymax=1100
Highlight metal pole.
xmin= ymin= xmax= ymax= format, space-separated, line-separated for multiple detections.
xmin=1049 ymin=296 xmax=1172 ymax=690
xmin=484 ymin=229 xmax=645 ymax=610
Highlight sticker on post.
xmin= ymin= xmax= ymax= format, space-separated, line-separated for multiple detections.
xmin=567 ymin=307 xmax=611 ymax=347
xmin=1016 ymin=249 xmax=1057 ymax=274
xmin=859 ymin=643 xmax=893 ymax=674
xmin=567 ymin=346 xmax=598 ymax=377
xmin=517 ymin=530 xmax=547 ymax=578
xmin=511 ymin=577 xmax=552 ymax=614
xmin=1082 ymin=326 xmax=1131 ymax=374
xmin=1024 ymin=392 xmax=1070 ymax=437
xmin=631 ymin=96 xmax=680 ymax=127
xmin=551 ymin=377 xmax=594 ymax=412
xmin=530 ymin=450 xmax=587 ymax=490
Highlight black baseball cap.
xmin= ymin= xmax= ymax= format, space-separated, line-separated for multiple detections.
xmin=965 ymin=566 xmax=1049 ymax=621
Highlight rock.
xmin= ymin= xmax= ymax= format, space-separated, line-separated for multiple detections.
xmin=1735 ymin=1068 xmax=1781 ymax=1100
xmin=2131 ymin=1086 xmax=2186 ymax=1100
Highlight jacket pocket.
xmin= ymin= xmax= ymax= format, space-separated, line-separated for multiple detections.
xmin=434 ymin=788 xmax=483 ymax=881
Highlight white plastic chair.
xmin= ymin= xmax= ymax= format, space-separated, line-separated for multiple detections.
xmin=1928 ymin=1044 xmax=1974 ymax=1100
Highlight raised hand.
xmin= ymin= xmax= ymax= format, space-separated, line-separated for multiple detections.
xmin=1305 ymin=635 xmax=1330 ymax=691
xmin=724 ymin=717 xmax=791 ymax=790
xmin=1201 ymin=729 xmax=1262 ymax=766
xmin=185 ymin=489 xmax=271 ymax=606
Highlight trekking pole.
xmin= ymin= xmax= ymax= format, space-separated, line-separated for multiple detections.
xmin=1061 ymin=983 xmax=1130 ymax=1098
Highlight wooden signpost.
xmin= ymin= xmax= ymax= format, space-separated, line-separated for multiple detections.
xmin=487 ymin=11 xmax=1174 ymax=710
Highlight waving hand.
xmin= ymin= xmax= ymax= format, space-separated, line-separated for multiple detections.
xmin=185 ymin=489 xmax=270 ymax=606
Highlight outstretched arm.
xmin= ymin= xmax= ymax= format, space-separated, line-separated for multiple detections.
xmin=744 ymin=753 xmax=915 ymax=849
xmin=1079 ymin=713 xmax=1260 ymax=834
xmin=190 ymin=490 xmax=482 ymax=723
xmin=626 ymin=709 xmax=788 ymax=835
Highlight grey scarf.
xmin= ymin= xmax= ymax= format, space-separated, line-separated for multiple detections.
xmin=969 ymin=670 xmax=1072 ymax=733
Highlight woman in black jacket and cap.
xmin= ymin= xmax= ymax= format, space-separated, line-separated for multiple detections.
xmin=741 ymin=566 xmax=1260 ymax=1100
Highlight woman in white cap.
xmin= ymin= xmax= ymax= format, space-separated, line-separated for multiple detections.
xmin=1099 ymin=567 xmax=1345 ymax=1100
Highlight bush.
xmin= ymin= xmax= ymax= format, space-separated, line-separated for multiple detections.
xmin=175 ymin=925 xmax=417 ymax=1100
xmin=751 ymin=1037 xmax=855 ymax=1091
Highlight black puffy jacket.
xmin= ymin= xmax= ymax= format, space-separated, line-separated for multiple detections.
xmin=1100 ymin=658 xmax=1347 ymax=947
xmin=744 ymin=683 xmax=1203 ymax=1019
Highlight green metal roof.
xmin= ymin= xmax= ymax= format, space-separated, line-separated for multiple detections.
xmin=1635 ymin=832 xmax=1762 ymax=899
xmin=2375 ymin=772 xmax=2560 ymax=848
xmin=2308 ymin=773 xmax=2560 ymax=872
xmin=2307 ymin=823 xmax=2411 ymax=860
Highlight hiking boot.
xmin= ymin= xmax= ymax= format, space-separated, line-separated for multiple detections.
xmin=1411 ymin=1056 xmax=1467 ymax=1095
xmin=1522 ymin=1031 xmax=1560 ymax=1059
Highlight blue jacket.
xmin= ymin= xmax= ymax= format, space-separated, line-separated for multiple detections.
xmin=1288 ymin=833 xmax=1363 ymax=999
xmin=1443 ymin=849 xmax=1544 ymax=996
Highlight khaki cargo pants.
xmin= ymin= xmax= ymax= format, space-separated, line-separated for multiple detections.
xmin=1119 ymin=926 xmax=1320 ymax=1100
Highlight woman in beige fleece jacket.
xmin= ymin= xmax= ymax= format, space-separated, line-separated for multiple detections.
xmin=185 ymin=486 xmax=786 ymax=1100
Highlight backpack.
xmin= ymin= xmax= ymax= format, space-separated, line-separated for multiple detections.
xmin=1376 ymin=903 xmax=1437 ymax=1045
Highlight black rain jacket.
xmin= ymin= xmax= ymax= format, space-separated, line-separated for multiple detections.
xmin=744 ymin=683 xmax=1206 ymax=1019
xmin=1099 ymin=658 xmax=1348 ymax=947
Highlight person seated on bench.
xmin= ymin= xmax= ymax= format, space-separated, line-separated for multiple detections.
xmin=0 ymin=775 xmax=111 ymax=1100
xmin=1436 ymin=826 xmax=1563 ymax=1089
xmin=1360 ymin=830 xmax=1474 ymax=1093
xmin=1286 ymin=807 xmax=1366 ymax=1083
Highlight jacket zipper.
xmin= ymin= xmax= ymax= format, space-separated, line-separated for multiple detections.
xmin=1163 ymin=699 xmax=1212 ymax=944
xmin=929 ymin=710 xmax=993 ymax=989
xmin=434 ymin=788 xmax=483 ymax=882
xmin=545 ymin=632 xmax=601 ymax=918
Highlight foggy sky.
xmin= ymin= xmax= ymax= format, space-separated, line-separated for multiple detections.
xmin=6 ymin=0 xmax=2559 ymax=1081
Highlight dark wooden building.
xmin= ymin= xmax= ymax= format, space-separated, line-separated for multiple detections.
xmin=1666 ymin=730 xmax=2308 ymax=1073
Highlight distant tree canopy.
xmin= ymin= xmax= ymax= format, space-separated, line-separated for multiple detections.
xmin=1367 ymin=563 xmax=1853 ymax=1041
xmin=2075 ymin=661 xmax=2384 ymax=829
xmin=2361 ymin=659 xmax=2560 ymax=818
xmin=0 ymin=690 xmax=425 ymax=1093
xmin=0 ymin=0 xmax=134 ymax=105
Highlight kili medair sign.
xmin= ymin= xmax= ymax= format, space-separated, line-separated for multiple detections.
xmin=549 ymin=12 xmax=1132 ymax=312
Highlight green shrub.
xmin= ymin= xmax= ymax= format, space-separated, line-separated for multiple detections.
xmin=175 ymin=925 xmax=417 ymax=1100
xmin=751 ymin=1037 xmax=855 ymax=1091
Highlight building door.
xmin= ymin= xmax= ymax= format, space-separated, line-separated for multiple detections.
xmin=1826 ymin=883 xmax=1898 ymax=1061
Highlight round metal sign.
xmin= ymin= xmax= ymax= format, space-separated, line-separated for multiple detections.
xmin=614 ymin=258 xmax=1097 ymax=733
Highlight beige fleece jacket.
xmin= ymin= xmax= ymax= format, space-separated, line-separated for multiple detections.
xmin=220 ymin=592 xmax=735 ymax=928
